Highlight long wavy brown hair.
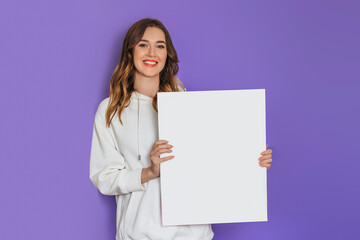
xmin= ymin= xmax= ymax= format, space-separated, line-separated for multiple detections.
xmin=105 ymin=18 xmax=185 ymax=127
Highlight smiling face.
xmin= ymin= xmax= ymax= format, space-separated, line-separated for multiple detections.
xmin=132 ymin=27 xmax=168 ymax=79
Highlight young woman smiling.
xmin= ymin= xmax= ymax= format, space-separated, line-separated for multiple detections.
xmin=89 ymin=18 xmax=273 ymax=240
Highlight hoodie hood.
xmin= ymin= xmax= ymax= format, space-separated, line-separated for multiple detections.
xmin=131 ymin=91 xmax=153 ymax=103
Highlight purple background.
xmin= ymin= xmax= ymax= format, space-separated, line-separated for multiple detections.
xmin=1 ymin=0 xmax=359 ymax=239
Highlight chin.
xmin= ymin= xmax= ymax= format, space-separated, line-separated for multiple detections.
xmin=142 ymin=72 xmax=160 ymax=78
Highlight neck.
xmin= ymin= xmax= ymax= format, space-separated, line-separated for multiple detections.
xmin=133 ymin=72 xmax=160 ymax=98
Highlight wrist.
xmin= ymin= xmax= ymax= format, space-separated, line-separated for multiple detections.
xmin=141 ymin=167 xmax=156 ymax=183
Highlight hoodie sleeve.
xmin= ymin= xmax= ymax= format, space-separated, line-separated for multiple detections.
xmin=89 ymin=106 xmax=148 ymax=195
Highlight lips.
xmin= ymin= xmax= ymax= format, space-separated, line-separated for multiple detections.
xmin=143 ymin=59 xmax=158 ymax=67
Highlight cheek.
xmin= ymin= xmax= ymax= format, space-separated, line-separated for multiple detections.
xmin=160 ymin=52 xmax=167 ymax=64
xmin=134 ymin=53 xmax=142 ymax=62
xmin=133 ymin=54 xmax=145 ymax=68
xmin=133 ymin=48 xmax=145 ymax=60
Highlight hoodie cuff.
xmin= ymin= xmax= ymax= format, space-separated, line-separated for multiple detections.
xmin=125 ymin=168 xmax=148 ymax=192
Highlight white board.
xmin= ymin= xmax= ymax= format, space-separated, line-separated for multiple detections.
xmin=157 ymin=89 xmax=267 ymax=226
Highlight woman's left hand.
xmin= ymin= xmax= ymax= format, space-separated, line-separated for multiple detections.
xmin=258 ymin=144 xmax=272 ymax=170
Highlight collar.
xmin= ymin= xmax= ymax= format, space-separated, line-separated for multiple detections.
xmin=130 ymin=91 xmax=153 ymax=103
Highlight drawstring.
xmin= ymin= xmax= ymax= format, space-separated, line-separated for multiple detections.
xmin=137 ymin=93 xmax=141 ymax=161
xmin=134 ymin=88 xmax=183 ymax=161
xmin=134 ymin=90 xmax=152 ymax=161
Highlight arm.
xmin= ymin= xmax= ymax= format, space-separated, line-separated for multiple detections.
xmin=89 ymin=108 xmax=148 ymax=195
xmin=141 ymin=168 xmax=156 ymax=184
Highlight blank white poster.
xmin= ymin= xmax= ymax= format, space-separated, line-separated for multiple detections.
xmin=157 ymin=89 xmax=267 ymax=226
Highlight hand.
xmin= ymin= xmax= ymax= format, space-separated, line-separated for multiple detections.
xmin=258 ymin=144 xmax=272 ymax=170
xmin=148 ymin=140 xmax=175 ymax=178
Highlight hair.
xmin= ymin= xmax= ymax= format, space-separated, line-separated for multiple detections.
xmin=105 ymin=18 xmax=185 ymax=127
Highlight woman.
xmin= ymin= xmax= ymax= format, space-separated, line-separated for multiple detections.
xmin=89 ymin=18 xmax=273 ymax=240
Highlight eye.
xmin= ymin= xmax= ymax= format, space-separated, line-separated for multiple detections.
xmin=157 ymin=45 xmax=165 ymax=49
xmin=139 ymin=43 xmax=147 ymax=47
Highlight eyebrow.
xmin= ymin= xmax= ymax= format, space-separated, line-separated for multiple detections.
xmin=139 ymin=39 xmax=166 ymax=44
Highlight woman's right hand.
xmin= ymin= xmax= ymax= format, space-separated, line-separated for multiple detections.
xmin=148 ymin=140 xmax=174 ymax=179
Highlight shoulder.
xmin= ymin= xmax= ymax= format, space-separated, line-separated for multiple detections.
xmin=97 ymin=97 xmax=110 ymax=111
xmin=178 ymin=85 xmax=187 ymax=92
xmin=174 ymin=76 xmax=187 ymax=92
xmin=94 ymin=97 xmax=110 ymax=123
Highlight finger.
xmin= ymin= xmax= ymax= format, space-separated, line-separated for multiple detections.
xmin=259 ymin=163 xmax=271 ymax=168
xmin=155 ymin=148 xmax=173 ymax=157
xmin=258 ymin=154 xmax=272 ymax=160
xmin=156 ymin=143 xmax=174 ymax=149
xmin=261 ymin=149 xmax=272 ymax=155
xmin=151 ymin=143 xmax=173 ymax=155
xmin=153 ymin=144 xmax=174 ymax=154
xmin=159 ymin=155 xmax=175 ymax=163
xmin=154 ymin=140 xmax=169 ymax=147
xmin=260 ymin=159 xmax=272 ymax=164
xmin=158 ymin=148 xmax=173 ymax=153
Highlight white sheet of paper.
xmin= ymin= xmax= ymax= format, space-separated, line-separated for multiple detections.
xmin=157 ymin=89 xmax=267 ymax=226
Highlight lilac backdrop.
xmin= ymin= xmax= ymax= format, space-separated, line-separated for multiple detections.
xmin=1 ymin=0 xmax=359 ymax=239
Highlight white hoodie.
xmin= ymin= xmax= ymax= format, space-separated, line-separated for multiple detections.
xmin=89 ymin=87 xmax=214 ymax=240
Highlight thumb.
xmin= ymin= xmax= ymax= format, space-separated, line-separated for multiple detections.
xmin=266 ymin=144 xmax=269 ymax=150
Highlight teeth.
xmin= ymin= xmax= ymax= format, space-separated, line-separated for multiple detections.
xmin=144 ymin=61 xmax=157 ymax=65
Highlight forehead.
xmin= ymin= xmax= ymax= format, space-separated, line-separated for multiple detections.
xmin=141 ymin=27 xmax=166 ymax=42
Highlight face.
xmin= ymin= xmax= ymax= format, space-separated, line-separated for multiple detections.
xmin=133 ymin=27 xmax=167 ymax=79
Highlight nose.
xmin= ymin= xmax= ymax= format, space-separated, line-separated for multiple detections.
xmin=147 ymin=45 xmax=155 ymax=57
